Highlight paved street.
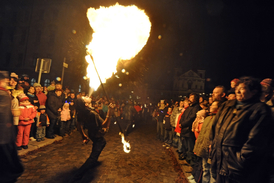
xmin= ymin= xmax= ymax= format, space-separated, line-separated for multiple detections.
xmin=17 ymin=120 xmax=186 ymax=183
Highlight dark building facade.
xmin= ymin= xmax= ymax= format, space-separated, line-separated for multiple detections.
xmin=0 ymin=0 xmax=92 ymax=92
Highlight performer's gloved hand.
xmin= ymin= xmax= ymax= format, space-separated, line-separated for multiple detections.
xmin=82 ymin=136 xmax=90 ymax=145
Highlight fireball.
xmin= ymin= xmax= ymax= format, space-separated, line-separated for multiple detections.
xmin=85 ymin=3 xmax=151 ymax=90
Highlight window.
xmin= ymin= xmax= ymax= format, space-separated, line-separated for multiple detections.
xmin=30 ymin=78 xmax=36 ymax=86
xmin=44 ymin=79 xmax=50 ymax=87
xmin=78 ymin=85 xmax=81 ymax=92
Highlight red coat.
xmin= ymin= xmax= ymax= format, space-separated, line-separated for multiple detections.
xmin=36 ymin=91 xmax=47 ymax=106
xmin=19 ymin=103 xmax=37 ymax=125
xmin=174 ymin=107 xmax=188 ymax=134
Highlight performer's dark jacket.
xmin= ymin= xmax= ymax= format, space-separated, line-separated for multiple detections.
xmin=123 ymin=103 xmax=136 ymax=121
xmin=76 ymin=100 xmax=105 ymax=138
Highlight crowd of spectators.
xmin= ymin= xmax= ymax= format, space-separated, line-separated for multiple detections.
xmin=155 ymin=77 xmax=274 ymax=183
xmin=5 ymin=72 xmax=156 ymax=150
xmin=2 ymin=70 xmax=274 ymax=183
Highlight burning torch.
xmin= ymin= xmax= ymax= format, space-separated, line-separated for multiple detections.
xmin=87 ymin=54 xmax=131 ymax=153
xmin=85 ymin=3 xmax=151 ymax=153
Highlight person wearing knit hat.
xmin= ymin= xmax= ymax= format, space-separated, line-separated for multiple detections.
xmin=34 ymin=82 xmax=47 ymax=106
xmin=261 ymin=78 xmax=274 ymax=87
xmin=36 ymin=105 xmax=49 ymax=142
xmin=9 ymin=72 xmax=18 ymax=89
xmin=18 ymin=93 xmax=29 ymax=102
xmin=33 ymin=83 xmax=41 ymax=88
xmin=261 ymin=78 xmax=273 ymax=103
xmin=16 ymin=93 xmax=37 ymax=150
xmin=227 ymin=78 xmax=239 ymax=97
xmin=39 ymin=105 xmax=46 ymax=111
xmin=8 ymin=72 xmax=22 ymax=133
xmin=10 ymin=72 xmax=18 ymax=79
xmin=191 ymin=109 xmax=208 ymax=139
xmin=231 ymin=78 xmax=239 ymax=87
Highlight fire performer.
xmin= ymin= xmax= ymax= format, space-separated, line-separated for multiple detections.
xmin=72 ymin=96 xmax=113 ymax=181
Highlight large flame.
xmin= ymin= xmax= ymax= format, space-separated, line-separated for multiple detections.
xmin=85 ymin=3 xmax=151 ymax=90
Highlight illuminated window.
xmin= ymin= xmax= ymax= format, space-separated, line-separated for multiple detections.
xmin=31 ymin=78 xmax=36 ymax=86
xmin=44 ymin=79 xmax=50 ymax=87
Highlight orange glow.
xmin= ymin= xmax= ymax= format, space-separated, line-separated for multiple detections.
xmin=85 ymin=3 xmax=151 ymax=90
xmin=119 ymin=132 xmax=131 ymax=153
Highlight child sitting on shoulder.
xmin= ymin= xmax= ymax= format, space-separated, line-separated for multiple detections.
xmin=16 ymin=93 xmax=37 ymax=150
xmin=36 ymin=105 xmax=49 ymax=142
xmin=60 ymin=103 xmax=71 ymax=137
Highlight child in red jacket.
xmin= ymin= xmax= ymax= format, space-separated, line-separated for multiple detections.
xmin=16 ymin=93 xmax=37 ymax=150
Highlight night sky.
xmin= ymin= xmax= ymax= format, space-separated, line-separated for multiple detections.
xmin=85 ymin=0 xmax=274 ymax=91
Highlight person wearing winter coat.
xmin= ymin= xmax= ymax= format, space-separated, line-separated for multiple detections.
xmin=16 ymin=93 xmax=37 ymax=150
xmin=46 ymin=89 xmax=63 ymax=139
xmin=8 ymin=73 xmax=22 ymax=133
xmin=179 ymin=93 xmax=202 ymax=161
xmin=191 ymin=109 xmax=207 ymax=140
xmin=34 ymin=83 xmax=47 ymax=106
xmin=66 ymin=92 xmax=76 ymax=131
xmin=175 ymin=99 xmax=189 ymax=155
xmin=26 ymin=85 xmax=40 ymax=141
xmin=210 ymin=77 xmax=273 ymax=183
xmin=36 ymin=105 xmax=49 ymax=142
xmin=171 ymin=99 xmax=185 ymax=147
xmin=157 ymin=100 xmax=168 ymax=141
xmin=60 ymin=103 xmax=71 ymax=137
xmin=193 ymin=101 xmax=221 ymax=183
xmin=163 ymin=107 xmax=173 ymax=146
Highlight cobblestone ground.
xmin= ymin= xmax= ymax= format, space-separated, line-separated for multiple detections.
xmin=17 ymin=120 xmax=185 ymax=183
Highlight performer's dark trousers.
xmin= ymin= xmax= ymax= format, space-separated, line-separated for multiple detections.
xmin=75 ymin=136 xmax=106 ymax=176
xmin=124 ymin=120 xmax=132 ymax=135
